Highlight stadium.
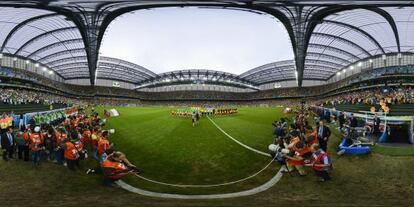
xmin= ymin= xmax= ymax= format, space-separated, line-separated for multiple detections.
xmin=0 ymin=0 xmax=414 ymax=206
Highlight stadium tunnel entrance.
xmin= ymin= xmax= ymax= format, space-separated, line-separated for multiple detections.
xmin=388 ymin=124 xmax=410 ymax=143
xmin=379 ymin=121 xmax=414 ymax=145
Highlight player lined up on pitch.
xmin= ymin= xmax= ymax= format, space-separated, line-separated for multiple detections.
xmin=269 ymin=109 xmax=333 ymax=182
xmin=171 ymin=107 xmax=238 ymax=127
xmin=171 ymin=107 xmax=238 ymax=117
xmin=0 ymin=106 xmax=140 ymax=187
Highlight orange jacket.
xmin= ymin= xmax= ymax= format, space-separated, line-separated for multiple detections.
xmin=102 ymin=158 xmax=128 ymax=179
xmin=55 ymin=132 xmax=67 ymax=146
xmin=64 ymin=141 xmax=79 ymax=160
xmin=23 ymin=132 xmax=31 ymax=143
xmin=288 ymin=137 xmax=301 ymax=151
xmin=97 ymin=138 xmax=110 ymax=156
xmin=82 ymin=130 xmax=92 ymax=144
xmin=287 ymin=149 xmax=306 ymax=166
xmin=91 ymin=133 xmax=100 ymax=149
xmin=74 ymin=141 xmax=84 ymax=151
xmin=29 ymin=133 xmax=43 ymax=152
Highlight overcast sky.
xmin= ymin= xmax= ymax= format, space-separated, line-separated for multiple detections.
xmin=100 ymin=7 xmax=293 ymax=75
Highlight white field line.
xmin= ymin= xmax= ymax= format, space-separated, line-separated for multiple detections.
xmin=116 ymin=115 xmax=284 ymax=199
xmin=131 ymin=158 xmax=274 ymax=188
xmin=207 ymin=116 xmax=271 ymax=157
xmin=116 ymin=166 xmax=284 ymax=199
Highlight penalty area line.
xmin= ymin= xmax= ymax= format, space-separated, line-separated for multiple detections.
xmin=206 ymin=116 xmax=271 ymax=158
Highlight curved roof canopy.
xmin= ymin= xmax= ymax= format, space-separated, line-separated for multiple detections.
xmin=136 ymin=70 xmax=259 ymax=90
xmin=0 ymin=1 xmax=413 ymax=87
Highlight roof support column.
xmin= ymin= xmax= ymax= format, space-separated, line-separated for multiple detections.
xmin=82 ymin=12 xmax=101 ymax=85
xmin=291 ymin=6 xmax=308 ymax=87
xmin=254 ymin=5 xmax=309 ymax=87
xmin=294 ymin=26 xmax=306 ymax=87
xmin=63 ymin=10 xmax=105 ymax=85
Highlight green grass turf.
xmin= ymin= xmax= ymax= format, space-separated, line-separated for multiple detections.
xmin=0 ymin=106 xmax=413 ymax=207
xmin=210 ymin=107 xmax=291 ymax=151
xmin=371 ymin=145 xmax=414 ymax=156
xmin=98 ymin=106 xmax=287 ymax=194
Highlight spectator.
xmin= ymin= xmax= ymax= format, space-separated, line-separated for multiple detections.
xmin=1 ymin=127 xmax=15 ymax=161
xmin=316 ymin=121 xmax=331 ymax=152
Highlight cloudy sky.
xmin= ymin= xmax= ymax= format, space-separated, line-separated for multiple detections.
xmin=100 ymin=7 xmax=293 ymax=75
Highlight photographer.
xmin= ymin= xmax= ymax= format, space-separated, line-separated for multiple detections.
xmin=54 ymin=127 xmax=67 ymax=165
xmin=272 ymin=121 xmax=284 ymax=141
xmin=269 ymin=138 xmax=289 ymax=165
xmin=15 ymin=130 xmax=29 ymax=161
xmin=284 ymin=142 xmax=307 ymax=176
xmin=28 ymin=126 xmax=44 ymax=166
xmin=308 ymin=144 xmax=332 ymax=182
xmin=62 ymin=131 xmax=81 ymax=171
xmin=280 ymin=118 xmax=288 ymax=135
xmin=287 ymin=131 xmax=301 ymax=150
xmin=97 ymin=130 xmax=113 ymax=162
xmin=101 ymin=151 xmax=139 ymax=187
xmin=44 ymin=125 xmax=55 ymax=161
xmin=304 ymin=126 xmax=318 ymax=147
xmin=288 ymin=124 xmax=301 ymax=139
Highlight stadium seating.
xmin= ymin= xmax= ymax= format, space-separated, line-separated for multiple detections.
xmin=321 ymin=104 xmax=414 ymax=116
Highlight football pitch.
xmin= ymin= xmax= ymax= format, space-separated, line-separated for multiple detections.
xmin=99 ymin=106 xmax=414 ymax=201
xmin=101 ymin=106 xmax=288 ymax=195
xmin=1 ymin=106 xmax=413 ymax=206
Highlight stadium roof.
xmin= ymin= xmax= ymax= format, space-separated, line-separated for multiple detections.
xmin=135 ymin=69 xmax=259 ymax=90
xmin=0 ymin=1 xmax=414 ymax=87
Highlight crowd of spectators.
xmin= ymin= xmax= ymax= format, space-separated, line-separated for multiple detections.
xmin=315 ymin=86 xmax=414 ymax=106
xmin=0 ymin=87 xmax=304 ymax=109
xmin=3 ymin=84 xmax=414 ymax=112
xmin=0 ymin=88 xmax=77 ymax=106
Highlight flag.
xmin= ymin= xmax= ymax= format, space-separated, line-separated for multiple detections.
xmin=109 ymin=109 xmax=120 ymax=117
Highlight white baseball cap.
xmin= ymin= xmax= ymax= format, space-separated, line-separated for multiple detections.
xmin=34 ymin=126 xmax=41 ymax=132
